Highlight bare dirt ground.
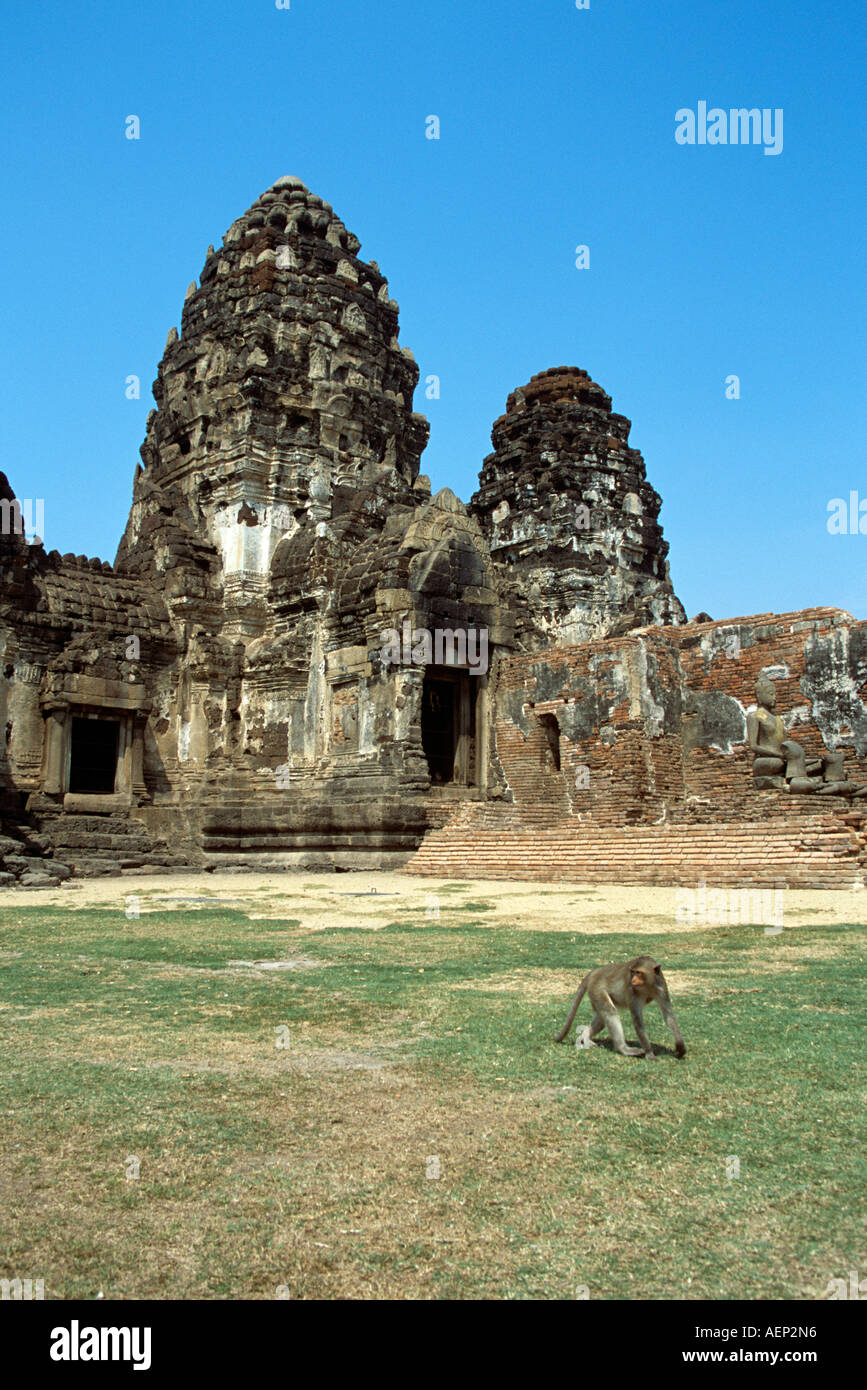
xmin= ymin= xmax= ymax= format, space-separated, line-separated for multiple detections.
xmin=3 ymin=869 xmax=863 ymax=931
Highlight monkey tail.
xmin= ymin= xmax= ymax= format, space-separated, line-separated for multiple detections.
xmin=553 ymin=974 xmax=590 ymax=1043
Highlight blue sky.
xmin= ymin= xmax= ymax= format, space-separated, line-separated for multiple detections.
xmin=1 ymin=0 xmax=864 ymax=622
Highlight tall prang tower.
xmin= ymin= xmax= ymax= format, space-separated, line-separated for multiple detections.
xmin=115 ymin=176 xmax=430 ymax=638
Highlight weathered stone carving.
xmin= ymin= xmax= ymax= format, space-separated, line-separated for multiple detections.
xmin=114 ymin=174 xmax=429 ymax=642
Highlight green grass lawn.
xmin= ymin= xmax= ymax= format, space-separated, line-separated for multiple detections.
xmin=0 ymin=891 xmax=864 ymax=1299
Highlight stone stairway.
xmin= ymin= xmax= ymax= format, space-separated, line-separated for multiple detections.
xmin=403 ymin=807 xmax=867 ymax=889
xmin=37 ymin=811 xmax=189 ymax=877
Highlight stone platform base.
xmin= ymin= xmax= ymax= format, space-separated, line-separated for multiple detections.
xmin=203 ymin=850 xmax=415 ymax=873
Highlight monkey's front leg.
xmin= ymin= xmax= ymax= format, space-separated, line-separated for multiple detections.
xmin=630 ymin=1001 xmax=656 ymax=1059
xmin=657 ymin=977 xmax=687 ymax=1057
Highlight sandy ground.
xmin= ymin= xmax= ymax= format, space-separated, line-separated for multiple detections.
xmin=0 ymin=869 xmax=863 ymax=932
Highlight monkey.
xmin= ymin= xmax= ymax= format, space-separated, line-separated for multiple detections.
xmin=553 ymin=955 xmax=686 ymax=1060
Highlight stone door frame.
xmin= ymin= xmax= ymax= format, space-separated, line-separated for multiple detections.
xmin=421 ymin=666 xmax=489 ymax=789
xmin=40 ymin=678 xmax=150 ymax=809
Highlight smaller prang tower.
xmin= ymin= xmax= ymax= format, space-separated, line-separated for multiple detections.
xmin=471 ymin=367 xmax=685 ymax=648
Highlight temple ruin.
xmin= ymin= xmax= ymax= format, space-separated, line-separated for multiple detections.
xmin=1 ymin=177 xmax=865 ymax=888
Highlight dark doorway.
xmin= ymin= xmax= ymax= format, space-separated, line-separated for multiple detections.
xmin=421 ymin=670 xmax=478 ymax=785
xmin=422 ymin=678 xmax=456 ymax=783
xmin=69 ymin=717 xmax=120 ymax=794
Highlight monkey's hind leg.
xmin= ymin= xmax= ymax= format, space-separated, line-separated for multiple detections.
xmin=604 ymin=1008 xmax=643 ymax=1057
xmin=575 ymin=1012 xmax=604 ymax=1050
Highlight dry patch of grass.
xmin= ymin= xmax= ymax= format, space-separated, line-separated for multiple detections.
xmin=448 ymin=968 xmax=569 ymax=998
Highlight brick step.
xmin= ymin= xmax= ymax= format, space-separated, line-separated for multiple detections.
xmin=407 ymin=862 xmax=857 ymax=888
xmin=406 ymin=841 xmax=855 ymax=851
xmin=408 ymin=831 xmax=858 ymax=848
xmin=403 ymin=814 xmax=865 ymax=889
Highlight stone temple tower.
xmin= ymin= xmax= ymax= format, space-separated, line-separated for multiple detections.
xmin=471 ymin=367 xmax=685 ymax=647
xmin=115 ymin=176 xmax=429 ymax=638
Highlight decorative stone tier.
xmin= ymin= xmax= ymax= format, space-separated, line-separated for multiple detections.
xmin=2 ymin=808 xmax=191 ymax=879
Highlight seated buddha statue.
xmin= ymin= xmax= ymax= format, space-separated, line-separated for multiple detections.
xmin=747 ymin=676 xmax=863 ymax=795
xmin=746 ymin=676 xmax=810 ymax=788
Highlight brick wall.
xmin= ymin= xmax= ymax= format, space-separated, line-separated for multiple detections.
xmin=404 ymin=607 xmax=867 ymax=887
xmin=490 ymin=607 xmax=867 ymax=828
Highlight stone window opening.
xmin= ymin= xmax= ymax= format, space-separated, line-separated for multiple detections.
xmin=538 ymin=712 xmax=561 ymax=771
